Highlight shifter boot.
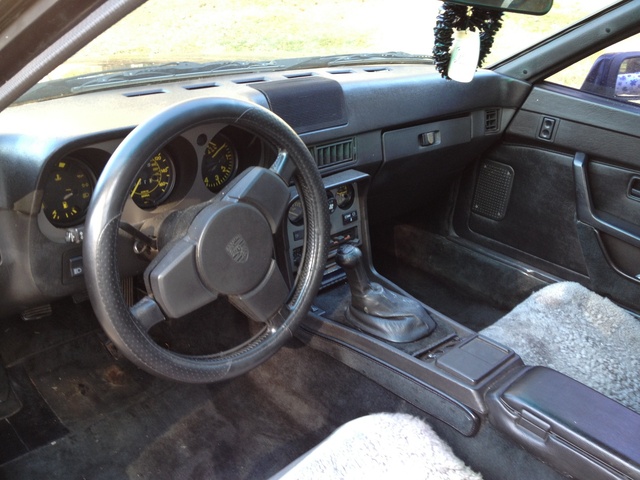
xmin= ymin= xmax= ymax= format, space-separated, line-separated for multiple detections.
xmin=337 ymin=244 xmax=436 ymax=343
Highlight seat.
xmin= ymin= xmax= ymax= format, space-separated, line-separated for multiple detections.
xmin=271 ymin=413 xmax=482 ymax=479
xmin=481 ymin=282 xmax=640 ymax=413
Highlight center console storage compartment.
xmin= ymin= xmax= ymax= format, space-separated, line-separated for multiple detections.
xmin=487 ymin=366 xmax=640 ymax=480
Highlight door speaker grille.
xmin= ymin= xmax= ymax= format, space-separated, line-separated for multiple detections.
xmin=472 ymin=161 xmax=514 ymax=221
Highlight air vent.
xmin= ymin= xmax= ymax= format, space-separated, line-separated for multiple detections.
xmin=234 ymin=77 xmax=266 ymax=84
xmin=364 ymin=67 xmax=391 ymax=73
xmin=311 ymin=138 xmax=355 ymax=168
xmin=183 ymin=81 xmax=219 ymax=91
xmin=284 ymin=72 xmax=314 ymax=79
xmin=123 ymin=89 xmax=165 ymax=98
xmin=484 ymin=109 xmax=500 ymax=133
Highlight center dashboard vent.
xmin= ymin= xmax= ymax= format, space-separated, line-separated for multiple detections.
xmin=311 ymin=138 xmax=355 ymax=168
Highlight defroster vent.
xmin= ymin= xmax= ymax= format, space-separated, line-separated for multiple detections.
xmin=311 ymin=138 xmax=355 ymax=168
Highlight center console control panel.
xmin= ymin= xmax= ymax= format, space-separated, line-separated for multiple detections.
xmin=285 ymin=170 xmax=369 ymax=288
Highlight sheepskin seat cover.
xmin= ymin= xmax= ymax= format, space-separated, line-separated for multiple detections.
xmin=481 ymin=282 xmax=640 ymax=413
xmin=272 ymin=412 xmax=481 ymax=479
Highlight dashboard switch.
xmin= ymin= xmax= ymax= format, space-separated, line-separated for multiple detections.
xmin=65 ymin=227 xmax=84 ymax=244
xmin=69 ymin=256 xmax=84 ymax=277
xmin=342 ymin=211 xmax=358 ymax=225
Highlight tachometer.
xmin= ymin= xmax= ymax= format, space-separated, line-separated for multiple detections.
xmin=130 ymin=150 xmax=176 ymax=208
xmin=201 ymin=134 xmax=238 ymax=193
xmin=41 ymin=157 xmax=94 ymax=227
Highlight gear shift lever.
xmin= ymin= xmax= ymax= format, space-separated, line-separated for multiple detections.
xmin=336 ymin=244 xmax=435 ymax=343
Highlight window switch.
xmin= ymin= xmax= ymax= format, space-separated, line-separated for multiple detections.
xmin=538 ymin=117 xmax=557 ymax=140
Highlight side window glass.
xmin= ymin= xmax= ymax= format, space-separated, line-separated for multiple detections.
xmin=547 ymin=34 xmax=640 ymax=105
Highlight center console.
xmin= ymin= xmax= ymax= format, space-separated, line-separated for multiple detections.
xmin=291 ymin=168 xmax=640 ymax=480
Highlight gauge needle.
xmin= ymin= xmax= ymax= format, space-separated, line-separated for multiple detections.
xmin=63 ymin=192 xmax=74 ymax=200
xmin=211 ymin=143 xmax=227 ymax=159
xmin=130 ymin=178 xmax=142 ymax=197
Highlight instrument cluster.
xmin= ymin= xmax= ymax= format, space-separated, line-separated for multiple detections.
xmin=40 ymin=126 xmax=268 ymax=230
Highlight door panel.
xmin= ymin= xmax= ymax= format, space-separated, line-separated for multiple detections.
xmin=465 ymin=145 xmax=587 ymax=275
xmin=455 ymin=83 xmax=640 ymax=312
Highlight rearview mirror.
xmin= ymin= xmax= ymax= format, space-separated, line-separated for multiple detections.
xmin=441 ymin=0 xmax=553 ymax=15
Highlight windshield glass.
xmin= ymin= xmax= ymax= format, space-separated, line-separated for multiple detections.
xmin=26 ymin=0 xmax=620 ymax=102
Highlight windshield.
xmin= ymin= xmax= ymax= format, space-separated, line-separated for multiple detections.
xmin=26 ymin=0 xmax=620 ymax=102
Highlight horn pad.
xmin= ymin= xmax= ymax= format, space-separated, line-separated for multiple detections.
xmin=196 ymin=203 xmax=273 ymax=295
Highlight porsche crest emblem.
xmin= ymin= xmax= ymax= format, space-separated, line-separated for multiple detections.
xmin=226 ymin=234 xmax=249 ymax=264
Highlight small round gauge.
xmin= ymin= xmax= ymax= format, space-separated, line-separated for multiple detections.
xmin=130 ymin=150 xmax=176 ymax=209
xmin=41 ymin=157 xmax=94 ymax=227
xmin=335 ymin=184 xmax=355 ymax=210
xmin=202 ymin=134 xmax=238 ymax=193
xmin=288 ymin=199 xmax=304 ymax=226
xmin=327 ymin=191 xmax=337 ymax=214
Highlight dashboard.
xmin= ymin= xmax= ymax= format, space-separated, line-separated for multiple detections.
xmin=0 ymin=65 xmax=527 ymax=318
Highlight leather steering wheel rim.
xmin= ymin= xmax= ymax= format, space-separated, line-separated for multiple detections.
xmin=83 ymin=97 xmax=329 ymax=383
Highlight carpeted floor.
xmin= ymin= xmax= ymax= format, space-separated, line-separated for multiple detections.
xmin=369 ymin=223 xmax=550 ymax=332
xmin=0 ymin=298 xmax=424 ymax=479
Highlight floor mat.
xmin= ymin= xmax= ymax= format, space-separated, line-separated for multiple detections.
xmin=0 ymin=297 xmax=571 ymax=480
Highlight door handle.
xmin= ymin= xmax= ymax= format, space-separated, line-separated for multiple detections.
xmin=628 ymin=176 xmax=640 ymax=200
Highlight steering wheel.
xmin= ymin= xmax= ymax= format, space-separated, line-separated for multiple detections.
xmin=83 ymin=97 xmax=329 ymax=383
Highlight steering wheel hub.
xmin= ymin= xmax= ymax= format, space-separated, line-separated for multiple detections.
xmin=196 ymin=203 xmax=273 ymax=295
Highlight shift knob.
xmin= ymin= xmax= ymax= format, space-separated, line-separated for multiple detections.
xmin=336 ymin=244 xmax=371 ymax=297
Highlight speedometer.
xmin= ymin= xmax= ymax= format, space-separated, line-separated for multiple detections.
xmin=41 ymin=157 xmax=94 ymax=227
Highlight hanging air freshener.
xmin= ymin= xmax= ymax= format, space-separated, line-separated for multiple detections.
xmin=447 ymin=29 xmax=481 ymax=82
xmin=433 ymin=2 xmax=503 ymax=81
